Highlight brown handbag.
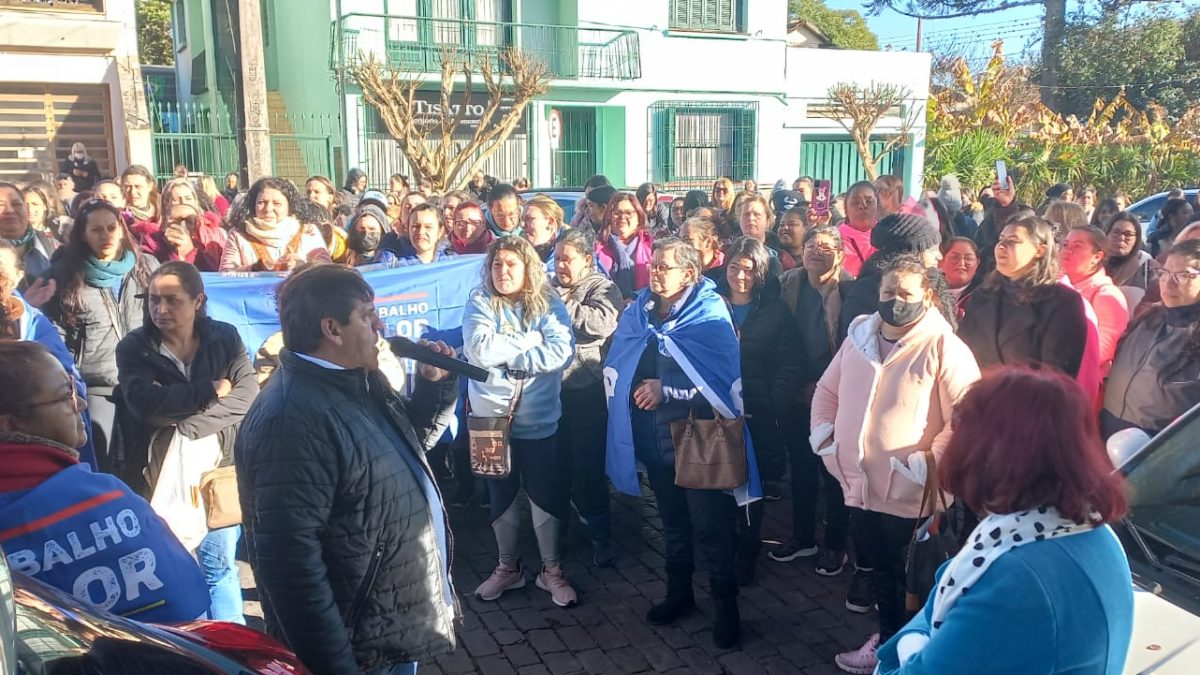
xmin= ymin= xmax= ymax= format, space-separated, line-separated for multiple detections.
xmin=670 ymin=409 xmax=748 ymax=490
xmin=467 ymin=372 xmax=526 ymax=478
xmin=199 ymin=465 xmax=241 ymax=529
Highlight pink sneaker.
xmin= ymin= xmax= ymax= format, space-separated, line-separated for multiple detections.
xmin=835 ymin=633 xmax=880 ymax=674
xmin=474 ymin=564 xmax=525 ymax=601
xmin=535 ymin=565 xmax=578 ymax=608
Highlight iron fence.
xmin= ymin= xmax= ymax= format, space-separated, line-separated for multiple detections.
xmin=648 ymin=101 xmax=758 ymax=190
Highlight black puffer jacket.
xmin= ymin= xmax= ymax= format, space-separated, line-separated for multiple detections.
xmin=718 ymin=276 xmax=805 ymax=479
xmin=115 ymin=317 xmax=257 ymax=495
xmin=43 ymin=255 xmax=158 ymax=395
xmin=236 ymin=351 xmax=458 ymax=674
xmin=957 ymin=280 xmax=1089 ymax=377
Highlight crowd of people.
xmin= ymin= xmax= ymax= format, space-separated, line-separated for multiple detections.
xmin=2 ymin=152 xmax=1195 ymax=675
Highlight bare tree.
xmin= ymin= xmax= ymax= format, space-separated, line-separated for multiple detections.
xmin=350 ymin=47 xmax=550 ymax=192
xmin=826 ymin=82 xmax=923 ymax=181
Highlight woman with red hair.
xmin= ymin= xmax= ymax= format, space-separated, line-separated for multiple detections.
xmin=594 ymin=192 xmax=653 ymax=300
xmin=875 ymin=367 xmax=1133 ymax=675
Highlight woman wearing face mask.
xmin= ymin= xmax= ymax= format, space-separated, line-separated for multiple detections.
xmin=157 ymin=179 xmax=227 ymax=270
xmin=958 ymin=216 xmax=1090 ymax=378
xmin=718 ymin=237 xmax=805 ymax=585
xmin=40 ymin=199 xmax=158 ymax=473
xmin=595 ymin=192 xmax=654 ymax=300
xmin=811 ymin=256 xmax=981 ymax=674
xmin=522 ymin=195 xmax=564 ymax=267
xmin=937 ymin=237 xmax=982 ymax=319
xmin=1060 ymin=227 xmax=1129 ymax=375
xmin=220 ymin=177 xmax=330 ymax=272
xmin=839 ymin=213 xmax=947 ymax=341
xmin=60 ymin=142 xmax=103 ymax=192
xmin=551 ymin=229 xmax=623 ymax=567
xmin=0 ymin=341 xmax=211 ymax=622
xmin=1102 ymin=239 xmax=1200 ymax=439
xmin=116 ymin=262 xmax=258 ymax=623
xmin=344 ymin=201 xmax=398 ymax=267
xmin=1103 ymin=211 xmax=1160 ymax=309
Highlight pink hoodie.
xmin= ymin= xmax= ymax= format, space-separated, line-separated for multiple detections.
xmin=810 ymin=309 xmax=981 ymax=518
xmin=1069 ymin=269 xmax=1130 ymax=374
xmin=838 ymin=223 xmax=876 ymax=279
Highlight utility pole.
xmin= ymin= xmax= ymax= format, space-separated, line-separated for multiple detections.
xmin=915 ymin=17 xmax=923 ymax=51
xmin=1040 ymin=0 xmax=1066 ymax=110
xmin=236 ymin=0 xmax=271 ymax=182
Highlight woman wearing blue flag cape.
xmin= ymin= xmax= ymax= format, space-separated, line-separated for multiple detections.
xmin=603 ymin=236 xmax=762 ymax=649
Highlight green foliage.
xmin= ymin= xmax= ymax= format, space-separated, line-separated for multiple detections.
xmin=1046 ymin=7 xmax=1200 ymax=119
xmin=789 ymin=0 xmax=880 ymax=51
xmin=924 ymin=130 xmax=1008 ymax=193
xmin=136 ymin=0 xmax=175 ymax=67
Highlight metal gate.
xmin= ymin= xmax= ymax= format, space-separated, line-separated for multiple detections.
xmin=551 ymin=107 xmax=596 ymax=188
xmin=799 ymin=136 xmax=906 ymax=196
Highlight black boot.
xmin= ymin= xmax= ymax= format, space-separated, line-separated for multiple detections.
xmin=711 ymin=578 xmax=741 ymax=649
xmin=587 ymin=514 xmax=615 ymax=568
xmin=647 ymin=563 xmax=695 ymax=625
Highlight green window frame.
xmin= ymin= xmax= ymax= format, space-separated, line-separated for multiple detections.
xmin=668 ymin=0 xmax=743 ymax=33
xmin=650 ymin=101 xmax=757 ymax=187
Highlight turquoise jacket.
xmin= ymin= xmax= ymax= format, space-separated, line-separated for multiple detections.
xmin=878 ymin=525 xmax=1133 ymax=675
xmin=462 ymin=289 xmax=574 ymax=440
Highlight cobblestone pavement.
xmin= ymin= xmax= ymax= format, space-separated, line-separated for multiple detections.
xmin=240 ymin=476 xmax=876 ymax=675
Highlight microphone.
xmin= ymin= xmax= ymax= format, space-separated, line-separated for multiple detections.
xmin=387 ymin=336 xmax=490 ymax=382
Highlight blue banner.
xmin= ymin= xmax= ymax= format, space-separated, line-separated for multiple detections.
xmin=201 ymin=255 xmax=484 ymax=358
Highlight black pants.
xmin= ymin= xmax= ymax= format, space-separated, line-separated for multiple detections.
xmin=785 ymin=407 xmax=849 ymax=552
xmin=645 ymin=460 xmax=738 ymax=587
xmin=556 ymin=385 xmax=610 ymax=521
xmin=486 ymin=435 xmax=568 ymax=522
xmin=88 ymin=391 xmax=119 ymax=475
xmin=850 ymin=508 xmax=918 ymax=641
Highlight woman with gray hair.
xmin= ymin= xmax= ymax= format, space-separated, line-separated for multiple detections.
xmin=604 ymin=236 xmax=763 ymax=648
xmin=717 ymin=236 xmax=805 ymax=585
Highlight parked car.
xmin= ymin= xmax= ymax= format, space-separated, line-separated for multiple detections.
xmin=1128 ymin=188 xmax=1199 ymax=238
xmin=0 ymin=547 xmax=310 ymax=675
xmin=1110 ymin=402 xmax=1200 ymax=673
xmin=520 ymin=189 xmax=584 ymax=224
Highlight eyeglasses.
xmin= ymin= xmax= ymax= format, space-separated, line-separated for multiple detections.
xmin=454 ymin=219 xmax=484 ymax=227
xmin=848 ymin=199 xmax=876 ymax=208
xmin=27 ymin=386 xmax=82 ymax=414
xmin=1162 ymin=269 xmax=1200 ymax=285
xmin=1109 ymin=231 xmax=1138 ymax=241
xmin=650 ymin=263 xmax=686 ymax=274
xmin=803 ymin=243 xmax=840 ymax=254
xmin=944 ymin=254 xmax=979 ymax=265
xmin=713 ymin=187 xmax=729 ymax=194
xmin=612 ymin=210 xmax=638 ymax=220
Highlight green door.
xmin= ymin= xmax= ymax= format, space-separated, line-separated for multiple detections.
xmin=552 ymin=107 xmax=597 ymax=188
xmin=800 ymin=137 xmax=907 ymax=196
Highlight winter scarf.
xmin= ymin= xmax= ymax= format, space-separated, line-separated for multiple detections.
xmin=128 ymin=202 xmax=156 ymax=223
xmin=4 ymin=226 xmax=35 ymax=248
xmin=244 ymin=216 xmax=300 ymax=248
xmin=82 ymin=249 xmax=135 ymax=289
xmin=931 ymin=507 xmax=1100 ymax=634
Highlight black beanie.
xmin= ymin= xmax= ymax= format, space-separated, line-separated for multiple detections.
xmin=870 ymin=212 xmax=941 ymax=253
xmin=1046 ymin=183 xmax=1071 ymax=199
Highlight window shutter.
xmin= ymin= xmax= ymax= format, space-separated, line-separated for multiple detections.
xmin=716 ymin=0 xmax=735 ymax=32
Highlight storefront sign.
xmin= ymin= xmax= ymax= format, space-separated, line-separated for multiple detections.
xmin=412 ymin=90 xmax=527 ymax=136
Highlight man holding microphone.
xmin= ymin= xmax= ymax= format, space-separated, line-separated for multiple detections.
xmin=236 ymin=263 xmax=459 ymax=675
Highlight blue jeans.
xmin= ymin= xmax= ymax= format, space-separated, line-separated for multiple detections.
xmin=198 ymin=525 xmax=245 ymax=624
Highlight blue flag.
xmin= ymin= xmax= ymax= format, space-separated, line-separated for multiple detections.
xmin=201 ymin=255 xmax=484 ymax=359
xmin=602 ymin=278 xmax=762 ymax=505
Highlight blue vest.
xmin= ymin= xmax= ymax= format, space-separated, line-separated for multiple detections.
xmin=0 ymin=464 xmax=210 ymax=623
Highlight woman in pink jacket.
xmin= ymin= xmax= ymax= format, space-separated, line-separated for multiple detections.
xmin=1060 ymin=226 xmax=1129 ymax=375
xmin=810 ymin=256 xmax=981 ymax=675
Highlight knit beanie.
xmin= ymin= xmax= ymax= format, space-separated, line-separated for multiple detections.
xmin=349 ymin=203 xmax=390 ymax=233
xmin=870 ymin=212 xmax=941 ymax=253
xmin=937 ymin=175 xmax=963 ymax=214
xmin=1046 ymin=183 xmax=1071 ymax=200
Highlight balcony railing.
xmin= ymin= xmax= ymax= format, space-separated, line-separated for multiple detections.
xmin=332 ymin=13 xmax=641 ymax=81
xmin=0 ymin=0 xmax=103 ymax=11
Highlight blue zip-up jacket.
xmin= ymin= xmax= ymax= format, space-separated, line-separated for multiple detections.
xmin=0 ymin=444 xmax=209 ymax=623
xmin=462 ymin=288 xmax=574 ymax=440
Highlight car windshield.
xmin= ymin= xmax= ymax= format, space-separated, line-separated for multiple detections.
xmin=1123 ymin=411 xmax=1200 ymax=582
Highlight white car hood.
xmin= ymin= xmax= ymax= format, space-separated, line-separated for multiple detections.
xmin=1127 ymin=585 xmax=1200 ymax=673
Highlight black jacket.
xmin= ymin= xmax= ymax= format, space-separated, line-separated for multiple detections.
xmin=115 ymin=317 xmax=258 ymax=494
xmin=719 ymin=277 xmax=804 ymax=479
xmin=973 ymin=201 xmax=1028 ymax=274
xmin=957 ymin=280 xmax=1089 ymax=377
xmin=780 ymin=267 xmax=852 ymax=388
xmin=1102 ymin=303 xmax=1200 ymax=438
xmin=236 ymin=351 xmax=458 ymax=674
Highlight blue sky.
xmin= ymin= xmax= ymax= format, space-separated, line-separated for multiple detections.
xmin=822 ymin=0 xmax=1048 ymax=64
